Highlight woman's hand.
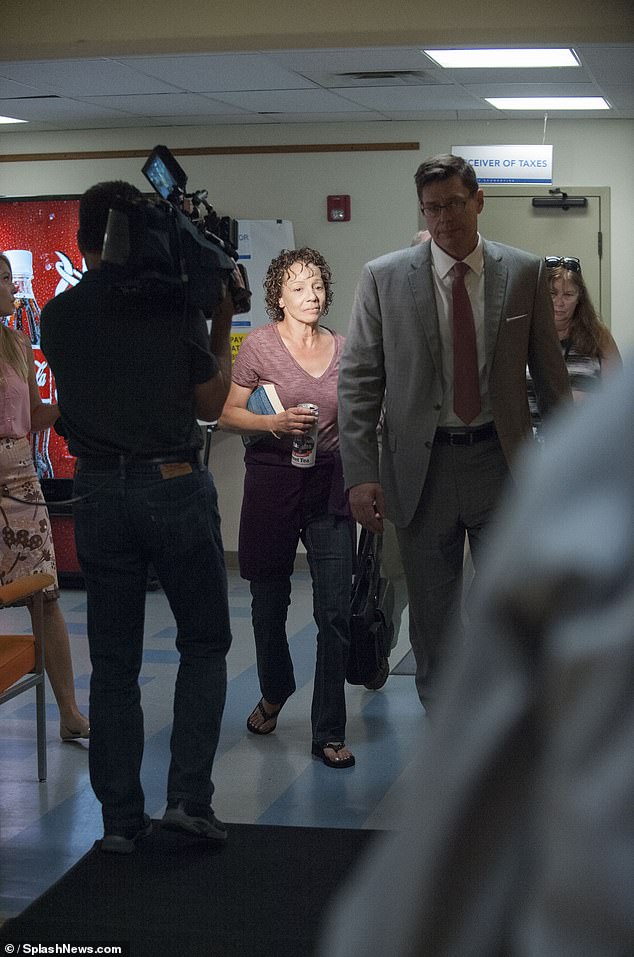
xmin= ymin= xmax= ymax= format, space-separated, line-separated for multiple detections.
xmin=218 ymin=383 xmax=317 ymax=439
xmin=271 ymin=406 xmax=318 ymax=436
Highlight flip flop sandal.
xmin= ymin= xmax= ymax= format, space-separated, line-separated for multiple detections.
xmin=246 ymin=698 xmax=283 ymax=735
xmin=311 ymin=741 xmax=356 ymax=769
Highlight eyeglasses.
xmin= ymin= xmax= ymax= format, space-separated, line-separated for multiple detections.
xmin=420 ymin=193 xmax=475 ymax=219
xmin=544 ymin=256 xmax=581 ymax=272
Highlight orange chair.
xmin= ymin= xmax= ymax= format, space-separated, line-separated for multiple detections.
xmin=0 ymin=573 xmax=54 ymax=782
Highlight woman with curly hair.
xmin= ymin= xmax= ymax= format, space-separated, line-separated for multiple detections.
xmin=219 ymin=247 xmax=355 ymax=768
xmin=528 ymin=256 xmax=621 ymax=432
xmin=0 ymin=252 xmax=88 ymax=741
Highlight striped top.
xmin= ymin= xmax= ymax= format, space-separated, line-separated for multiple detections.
xmin=527 ymin=339 xmax=601 ymax=431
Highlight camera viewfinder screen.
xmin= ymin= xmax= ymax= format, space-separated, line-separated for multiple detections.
xmin=143 ymin=154 xmax=179 ymax=199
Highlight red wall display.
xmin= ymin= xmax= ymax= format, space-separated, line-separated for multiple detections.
xmin=0 ymin=196 xmax=83 ymax=479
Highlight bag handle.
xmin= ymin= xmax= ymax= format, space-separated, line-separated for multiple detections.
xmin=352 ymin=527 xmax=383 ymax=600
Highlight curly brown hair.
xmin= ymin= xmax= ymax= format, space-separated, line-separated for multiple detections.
xmin=548 ymin=265 xmax=611 ymax=358
xmin=263 ymin=247 xmax=334 ymax=322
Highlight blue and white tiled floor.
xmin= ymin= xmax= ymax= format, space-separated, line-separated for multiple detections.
xmin=0 ymin=569 xmax=426 ymax=922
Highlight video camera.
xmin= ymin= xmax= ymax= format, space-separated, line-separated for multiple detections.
xmin=100 ymin=144 xmax=251 ymax=316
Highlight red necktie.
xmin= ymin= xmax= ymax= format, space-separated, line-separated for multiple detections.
xmin=452 ymin=261 xmax=481 ymax=425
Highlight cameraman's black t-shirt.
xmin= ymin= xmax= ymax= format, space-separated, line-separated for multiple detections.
xmin=40 ymin=269 xmax=217 ymax=458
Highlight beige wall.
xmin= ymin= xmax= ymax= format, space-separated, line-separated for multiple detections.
xmin=2 ymin=117 xmax=633 ymax=339
xmin=2 ymin=116 xmax=633 ymax=551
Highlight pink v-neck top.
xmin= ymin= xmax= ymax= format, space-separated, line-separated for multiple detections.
xmin=232 ymin=322 xmax=344 ymax=452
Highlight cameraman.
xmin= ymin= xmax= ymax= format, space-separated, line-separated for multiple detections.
xmin=41 ymin=180 xmax=234 ymax=854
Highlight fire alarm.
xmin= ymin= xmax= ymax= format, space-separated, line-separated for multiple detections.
xmin=327 ymin=195 xmax=351 ymax=222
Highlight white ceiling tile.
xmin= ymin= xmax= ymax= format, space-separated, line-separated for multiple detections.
xmin=210 ymin=88 xmax=374 ymax=113
xmin=265 ymin=47 xmax=433 ymax=74
xmin=79 ymin=92 xmax=250 ymax=116
xmin=466 ymin=82 xmax=603 ymax=97
xmin=329 ymin=85 xmax=484 ymax=111
xmin=0 ymin=96 xmax=134 ymax=121
xmin=0 ymin=75 xmax=46 ymax=98
xmin=425 ymin=66 xmax=591 ymax=84
xmin=601 ymin=87 xmax=634 ymax=109
xmin=575 ymin=44 xmax=634 ymax=82
xmin=122 ymin=53 xmax=315 ymax=92
xmin=0 ymin=43 xmax=631 ymax=129
xmin=0 ymin=58 xmax=178 ymax=96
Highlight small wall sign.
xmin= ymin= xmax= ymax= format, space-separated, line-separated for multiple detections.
xmin=452 ymin=145 xmax=553 ymax=185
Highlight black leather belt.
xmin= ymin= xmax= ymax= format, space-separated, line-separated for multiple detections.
xmin=77 ymin=452 xmax=201 ymax=470
xmin=434 ymin=423 xmax=497 ymax=446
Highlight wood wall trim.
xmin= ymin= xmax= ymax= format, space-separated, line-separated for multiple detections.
xmin=0 ymin=142 xmax=420 ymax=164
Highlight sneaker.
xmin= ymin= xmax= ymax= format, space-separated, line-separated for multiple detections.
xmin=101 ymin=815 xmax=152 ymax=854
xmin=161 ymin=800 xmax=227 ymax=842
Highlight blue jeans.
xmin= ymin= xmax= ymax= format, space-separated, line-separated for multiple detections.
xmin=250 ymin=513 xmax=354 ymax=745
xmin=73 ymin=460 xmax=232 ymax=830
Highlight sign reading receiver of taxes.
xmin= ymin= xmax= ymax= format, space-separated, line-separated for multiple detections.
xmin=452 ymin=145 xmax=553 ymax=185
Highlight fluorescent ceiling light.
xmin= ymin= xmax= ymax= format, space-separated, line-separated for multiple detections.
xmin=0 ymin=115 xmax=28 ymax=124
xmin=486 ymin=96 xmax=610 ymax=110
xmin=423 ymin=49 xmax=580 ymax=69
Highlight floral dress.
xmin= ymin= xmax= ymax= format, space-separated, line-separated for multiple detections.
xmin=0 ymin=359 xmax=58 ymax=596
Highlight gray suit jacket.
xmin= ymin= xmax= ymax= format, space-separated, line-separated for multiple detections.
xmin=338 ymin=239 xmax=571 ymax=527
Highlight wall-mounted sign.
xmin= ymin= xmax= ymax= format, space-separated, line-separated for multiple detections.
xmin=452 ymin=145 xmax=553 ymax=185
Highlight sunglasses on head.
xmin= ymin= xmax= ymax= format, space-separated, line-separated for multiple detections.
xmin=544 ymin=256 xmax=581 ymax=272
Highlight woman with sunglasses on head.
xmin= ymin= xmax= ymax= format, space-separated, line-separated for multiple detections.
xmin=527 ymin=256 xmax=621 ymax=434
xmin=0 ymin=252 xmax=89 ymax=742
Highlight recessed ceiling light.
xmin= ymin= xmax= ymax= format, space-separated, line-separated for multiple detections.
xmin=0 ymin=115 xmax=28 ymax=124
xmin=486 ymin=96 xmax=610 ymax=110
xmin=423 ymin=49 xmax=580 ymax=69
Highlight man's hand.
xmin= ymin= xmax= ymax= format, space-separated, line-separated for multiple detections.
xmin=210 ymin=287 xmax=235 ymax=331
xmin=349 ymin=482 xmax=385 ymax=533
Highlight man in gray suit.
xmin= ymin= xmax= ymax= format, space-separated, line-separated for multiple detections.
xmin=338 ymin=153 xmax=571 ymax=707
xmin=322 ymin=357 xmax=634 ymax=957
